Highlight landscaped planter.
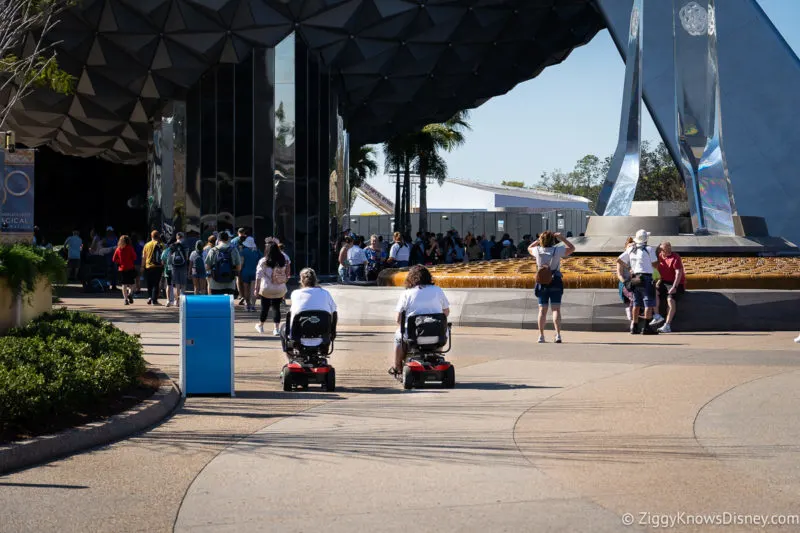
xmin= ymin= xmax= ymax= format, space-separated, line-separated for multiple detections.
xmin=0 ymin=277 xmax=52 ymax=333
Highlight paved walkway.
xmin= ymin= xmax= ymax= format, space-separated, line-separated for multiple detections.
xmin=1 ymin=291 xmax=799 ymax=532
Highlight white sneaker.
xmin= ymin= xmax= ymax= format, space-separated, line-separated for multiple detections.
xmin=272 ymin=327 xmax=280 ymax=336
xmin=658 ymin=324 xmax=672 ymax=333
xmin=255 ymin=323 xmax=264 ymax=334
xmin=794 ymin=335 xmax=800 ymax=343
xmin=554 ymin=334 xmax=562 ymax=344
xmin=650 ymin=314 xmax=665 ymax=326
xmin=537 ymin=335 xmax=545 ymax=343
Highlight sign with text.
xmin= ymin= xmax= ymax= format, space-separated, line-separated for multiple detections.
xmin=1 ymin=149 xmax=35 ymax=240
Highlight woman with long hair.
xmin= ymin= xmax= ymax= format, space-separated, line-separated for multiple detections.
xmin=387 ymin=231 xmax=410 ymax=268
xmin=390 ymin=265 xmax=450 ymax=375
xmin=112 ymin=235 xmax=137 ymax=306
xmin=528 ymin=230 xmax=575 ymax=343
xmin=254 ymin=243 xmax=288 ymax=335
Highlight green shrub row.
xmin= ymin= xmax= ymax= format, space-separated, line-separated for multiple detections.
xmin=0 ymin=309 xmax=146 ymax=430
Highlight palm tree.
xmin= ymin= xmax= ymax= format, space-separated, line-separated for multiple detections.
xmin=412 ymin=110 xmax=470 ymax=235
xmin=382 ymin=136 xmax=414 ymax=233
xmin=348 ymin=144 xmax=379 ymax=205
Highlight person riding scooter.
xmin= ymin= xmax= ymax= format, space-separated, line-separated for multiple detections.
xmin=281 ymin=267 xmax=338 ymax=358
xmin=389 ymin=265 xmax=450 ymax=375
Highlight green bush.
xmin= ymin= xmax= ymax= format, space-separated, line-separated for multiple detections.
xmin=0 ymin=243 xmax=67 ymax=300
xmin=0 ymin=309 xmax=146 ymax=431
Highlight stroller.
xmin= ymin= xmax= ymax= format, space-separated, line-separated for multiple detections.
xmin=280 ymin=310 xmax=337 ymax=392
xmin=398 ymin=312 xmax=454 ymax=390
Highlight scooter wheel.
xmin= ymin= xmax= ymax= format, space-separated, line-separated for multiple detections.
xmin=443 ymin=365 xmax=455 ymax=389
xmin=402 ymin=366 xmax=414 ymax=390
xmin=323 ymin=368 xmax=336 ymax=392
xmin=282 ymin=369 xmax=293 ymax=392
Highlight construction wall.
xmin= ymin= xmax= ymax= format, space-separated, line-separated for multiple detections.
xmin=349 ymin=209 xmax=589 ymax=243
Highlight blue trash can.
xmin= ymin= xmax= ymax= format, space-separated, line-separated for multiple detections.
xmin=179 ymin=295 xmax=235 ymax=397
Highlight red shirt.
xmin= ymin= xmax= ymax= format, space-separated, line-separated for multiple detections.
xmin=658 ymin=253 xmax=685 ymax=287
xmin=112 ymin=246 xmax=137 ymax=272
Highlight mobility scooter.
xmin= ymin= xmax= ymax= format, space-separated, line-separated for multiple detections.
xmin=280 ymin=310 xmax=336 ymax=392
xmin=398 ymin=312 xmax=454 ymax=390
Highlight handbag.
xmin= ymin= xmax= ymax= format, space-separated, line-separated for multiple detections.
xmin=534 ymin=247 xmax=558 ymax=286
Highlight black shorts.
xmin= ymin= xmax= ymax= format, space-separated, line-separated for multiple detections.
xmin=658 ymin=281 xmax=685 ymax=299
xmin=120 ymin=269 xmax=137 ymax=285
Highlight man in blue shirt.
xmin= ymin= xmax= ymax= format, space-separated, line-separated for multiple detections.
xmin=481 ymin=235 xmax=495 ymax=261
xmin=64 ymin=230 xmax=83 ymax=281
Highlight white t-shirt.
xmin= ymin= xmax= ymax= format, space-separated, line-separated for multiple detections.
xmin=290 ymin=286 xmax=337 ymax=316
xmin=530 ymin=246 xmax=567 ymax=272
xmin=618 ymin=244 xmax=656 ymax=274
xmin=390 ymin=242 xmax=410 ymax=262
xmin=347 ymin=245 xmax=367 ymax=266
xmin=395 ymin=285 xmax=450 ymax=318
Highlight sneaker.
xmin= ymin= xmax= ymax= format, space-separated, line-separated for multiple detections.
xmin=650 ymin=314 xmax=665 ymax=326
xmin=554 ymin=334 xmax=562 ymax=344
xmin=255 ymin=323 xmax=264 ymax=334
xmin=128 ymin=295 xmax=134 ymax=304
xmin=238 ymin=298 xmax=246 ymax=306
xmin=630 ymin=323 xmax=640 ymax=335
xmin=537 ymin=335 xmax=546 ymax=343
xmin=795 ymin=335 xmax=800 ymax=344
xmin=124 ymin=300 xmax=130 ymax=306
xmin=658 ymin=324 xmax=672 ymax=334
xmin=272 ymin=327 xmax=280 ymax=336
xmin=147 ymin=298 xmax=152 ymax=305
xmin=625 ymin=307 xmax=632 ymax=321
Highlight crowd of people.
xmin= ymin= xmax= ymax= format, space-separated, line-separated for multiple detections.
xmin=334 ymin=228 xmax=569 ymax=283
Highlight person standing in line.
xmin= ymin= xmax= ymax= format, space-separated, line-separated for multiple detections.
xmin=189 ymin=240 xmax=206 ymax=295
xmin=347 ymin=236 xmax=367 ymax=281
xmin=528 ymin=231 xmax=575 ymax=344
xmin=231 ymin=228 xmax=247 ymax=305
xmin=204 ymin=230 xmax=241 ymax=295
xmin=617 ymin=229 xmax=660 ymax=335
xmin=365 ymin=234 xmax=385 ymax=281
xmin=337 ymin=237 xmax=352 ymax=283
xmin=63 ymin=230 xmax=83 ymax=281
xmin=141 ymin=230 xmax=164 ymax=305
xmin=240 ymin=237 xmax=261 ymax=312
xmin=653 ymin=241 xmax=685 ymax=333
xmin=465 ymin=236 xmax=482 ymax=262
xmin=387 ymin=231 xmax=411 ymax=268
xmin=112 ymin=235 xmax=137 ymax=305
xmin=482 ymin=235 xmax=496 ymax=260
xmin=254 ymin=243 xmax=288 ymax=335
xmin=167 ymin=232 xmax=189 ymax=307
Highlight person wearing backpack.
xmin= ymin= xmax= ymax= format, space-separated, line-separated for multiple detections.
xmin=204 ymin=230 xmax=242 ymax=295
xmin=141 ymin=230 xmax=164 ymax=305
xmin=617 ymin=229 xmax=660 ymax=335
xmin=528 ymin=231 xmax=575 ymax=344
xmin=254 ymin=243 xmax=288 ymax=335
xmin=166 ymin=232 xmax=189 ymax=307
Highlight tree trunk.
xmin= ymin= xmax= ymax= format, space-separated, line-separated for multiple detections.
xmin=418 ymin=159 xmax=428 ymax=236
xmin=394 ymin=163 xmax=401 ymax=232
xmin=403 ymin=154 xmax=411 ymax=236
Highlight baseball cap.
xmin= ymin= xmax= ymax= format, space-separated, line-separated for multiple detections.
xmin=106 ymin=226 xmax=114 ymax=232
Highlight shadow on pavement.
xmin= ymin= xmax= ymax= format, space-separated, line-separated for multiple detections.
xmin=0 ymin=482 xmax=89 ymax=489
xmin=454 ymin=383 xmax=562 ymax=391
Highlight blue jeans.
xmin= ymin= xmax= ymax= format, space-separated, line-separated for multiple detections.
xmin=535 ymin=273 xmax=564 ymax=306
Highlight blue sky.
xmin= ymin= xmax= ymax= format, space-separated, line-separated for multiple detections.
xmin=352 ymin=0 xmax=800 ymax=214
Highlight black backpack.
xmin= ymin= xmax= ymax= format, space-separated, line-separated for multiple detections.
xmin=152 ymin=243 xmax=163 ymax=266
xmin=212 ymin=247 xmax=235 ymax=283
xmin=170 ymin=244 xmax=186 ymax=267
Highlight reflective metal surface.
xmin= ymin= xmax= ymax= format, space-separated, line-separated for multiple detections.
xmin=274 ymin=32 xmax=296 ymax=257
xmin=597 ymin=0 xmax=800 ymax=244
xmin=673 ymin=0 xmax=736 ymax=235
xmin=597 ymin=0 xmax=643 ymax=217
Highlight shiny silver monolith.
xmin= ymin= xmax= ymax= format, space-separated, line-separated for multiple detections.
xmin=673 ymin=0 xmax=736 ymax=234
xmin=596 ymin=0 xmax=642 ymax=217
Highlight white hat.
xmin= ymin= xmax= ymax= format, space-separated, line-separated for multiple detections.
xmin=243 ymin=236 xmax=257 ymax=249
xmin=633 ymin=229 xmax=650 ymax=244
xmin=106 ymin=226 xmax=114 ymax=232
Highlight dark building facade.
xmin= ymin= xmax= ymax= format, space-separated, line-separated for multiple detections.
xmin=148 ymin=33 xmax=346 ymax=273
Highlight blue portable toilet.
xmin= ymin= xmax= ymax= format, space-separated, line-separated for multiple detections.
xmin=179 ymin=295 xmax=235 ymax=397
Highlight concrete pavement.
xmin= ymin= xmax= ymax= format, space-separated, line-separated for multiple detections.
xmin=1 ymin=291 xmax=800 ymax=532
